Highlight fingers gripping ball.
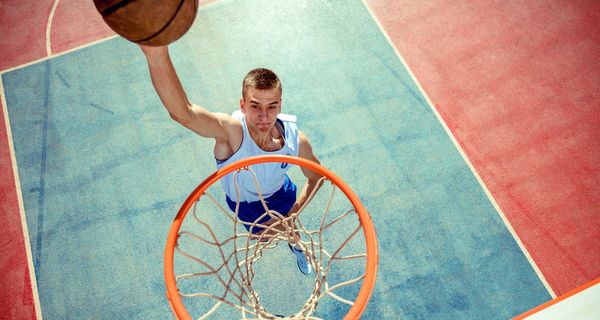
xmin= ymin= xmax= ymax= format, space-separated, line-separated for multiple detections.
xmin=93 ymin=0 xmax=199 ymax=46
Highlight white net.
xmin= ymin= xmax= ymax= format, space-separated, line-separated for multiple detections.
xmin=171 ymin=164 xmax=370 ymax=319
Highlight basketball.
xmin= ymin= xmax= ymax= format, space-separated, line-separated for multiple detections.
xmin=93 ymin=0 xmax=199 ymax=46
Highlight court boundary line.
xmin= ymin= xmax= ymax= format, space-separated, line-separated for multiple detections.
xmin=46 ymin=0 xmax=61 ymax=56
xmin=0 ymin=35 xmax=119 ymax=76
xmin=512 ymin=277 xmax=600 ymax=319
xmin=361 ymin=0 xmax=556 ymax=298
xmin=0 ymin=76 xmax=43 ymax=319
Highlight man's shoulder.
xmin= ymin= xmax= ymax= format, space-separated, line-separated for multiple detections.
xmin=209 ymin=111 xmax=242 ymax=141
xmin=230 ymin=110 xmax=244 ymax=121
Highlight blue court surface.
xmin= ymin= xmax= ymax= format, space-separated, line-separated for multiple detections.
xmin=3 ymin=0 xmax=550 ymax=318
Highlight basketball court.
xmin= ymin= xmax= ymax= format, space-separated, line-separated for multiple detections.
xmin=1 ymin=0 xmax=598 ymax=319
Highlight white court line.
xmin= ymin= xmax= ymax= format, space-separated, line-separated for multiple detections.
xmin=515 ymin=278 xmax=600 ymax=319
xmin=0 ymin=77 xmax=43 ymax=319
xmin=46 ymin=0 xmax=61 ymax=57
xmin=361 ymin=0 xmax=556 ymax=298
xmin=0 ymin=0 xmax=223 ymax=76
xmin=0 ymin=34 xmax=119 ymax=76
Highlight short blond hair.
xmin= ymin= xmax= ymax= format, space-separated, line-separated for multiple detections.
xmin=242 ymin=68 xmax=282 ymax=99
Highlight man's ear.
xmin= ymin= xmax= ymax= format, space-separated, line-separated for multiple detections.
xmin=239 ymin=97 xmax=245 ymax=112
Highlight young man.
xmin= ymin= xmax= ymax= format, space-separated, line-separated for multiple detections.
xmin=140 ymin=45 xmax=322 ymax=275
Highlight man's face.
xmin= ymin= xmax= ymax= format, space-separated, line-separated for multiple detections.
xmin=240 ymin=87 xmax=282 ymax=134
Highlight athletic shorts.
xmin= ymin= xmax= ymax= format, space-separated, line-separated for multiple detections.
xmin=226 ymin=175 xmax=297 ymax=233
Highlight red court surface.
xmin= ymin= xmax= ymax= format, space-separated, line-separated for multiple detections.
xmin=0 ymin=97 xmax=37 ymax=319
xmin=365 ymin=0 xmax=600 ymax=296
xmin=0 ymin=0 xmax=217 ymax=71
xmin=0 ymin=0 xmax=113 ymax=71
xmin=1 ymin=0 xmax=599 ymax=318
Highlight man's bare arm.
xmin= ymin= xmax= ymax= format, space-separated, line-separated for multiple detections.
xmin=291 ymin=131 xmax=324 ymax=213
xmin=140 ymin=45 xmax=237 ymax=142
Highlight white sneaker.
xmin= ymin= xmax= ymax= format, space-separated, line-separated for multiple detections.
xmin=289 ymin=244 xmax=313 ymax=275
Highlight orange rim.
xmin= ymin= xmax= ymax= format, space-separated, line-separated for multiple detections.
xmin=164 ymin=155 xmax=378 ymax=320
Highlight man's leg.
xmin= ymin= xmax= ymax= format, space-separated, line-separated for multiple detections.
xmin=226 ymin=175 xmax=313 ymax=275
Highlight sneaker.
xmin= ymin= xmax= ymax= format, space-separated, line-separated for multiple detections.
xmin=289 ymin=244 xmax=313 ymax=275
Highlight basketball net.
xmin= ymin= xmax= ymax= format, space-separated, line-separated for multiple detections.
xmin=165 ymin=155 xmax=377 ymax=320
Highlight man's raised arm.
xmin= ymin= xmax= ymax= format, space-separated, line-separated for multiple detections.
xmin=140 ymin=45 xmax=234 ymax=141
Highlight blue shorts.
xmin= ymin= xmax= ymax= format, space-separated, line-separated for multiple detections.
xmin=226 ymin=175 xmax=297 ymax=233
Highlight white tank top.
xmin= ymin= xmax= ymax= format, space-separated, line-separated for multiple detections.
xmin=216 ymin=110 xmax=300 ymax=202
